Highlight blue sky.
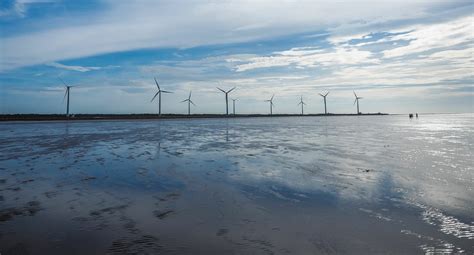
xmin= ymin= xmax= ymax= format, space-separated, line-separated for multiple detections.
xmin=0 ymin=0 xmax=473 ymax=114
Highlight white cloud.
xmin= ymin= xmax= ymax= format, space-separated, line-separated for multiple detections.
xmin=0 ymin=0 xmax=462 ymax=70
xmin=2 ymin=1 xmax=472 ymax=114
xmin=225 ymin=14 xmax=473 ymax=95
xmin=231 ymin=46 xmax=379 ymax=72
xmin=45 ymin=62 xmax=103 ymax=72
xmin=0 ymin=0 xmax=57 ymax=18
xmin=382 ymin=16 xmax=473 ymax=58
xmin=328 ymin=32 xmax=369 ymax=45
xmin=425 ymin=47 xmax=473 ymax=65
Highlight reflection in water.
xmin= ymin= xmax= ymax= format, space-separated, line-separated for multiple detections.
xmin=61 ymin=122 xmax=71 ymax=171
xmin=225 ymin=119 xmax=229 ymax=142
xmin=0 ymin=114 xmax=473 ymax=254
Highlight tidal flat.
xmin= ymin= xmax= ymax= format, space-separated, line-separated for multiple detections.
xmin=0 ymin=114 xmax=473 ymax=254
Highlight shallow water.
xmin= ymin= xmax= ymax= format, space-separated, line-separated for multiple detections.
xmin=0 ymin=114 xmax=473 ymax=254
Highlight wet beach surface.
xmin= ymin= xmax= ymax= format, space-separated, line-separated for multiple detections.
xmin=0 ymin=114 xmax=473 ymax=254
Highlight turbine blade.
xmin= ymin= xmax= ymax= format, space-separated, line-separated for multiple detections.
xmin=62 ymin=90 xmax=68 ymax=103
xmin=325 ymin=92 xmax=330 ymax=97
xmin=353 ymin=91 xmax=357 ymax=98
xmin=58 ymin=77 xmax=66 ymax=85
xmin=318 ymin=93 xmax=324 ymax=97
xmin=227 ymin=87 xmax=236 ymax=93
xmin=189 ymin=91 xmax=192 ymax=99
xmin=217 ymin=87 xmax=225 ymax=93
xmin=181 ymin=99 xmax=188 ymax=103
xmin=190 ymin=100 xmax=196 ymax=106
xmin=353 ymin=98 xmax=357 ymax=105
xmin=358 ymin=97 xmax=363 ymax=99
xmin=154 ymin=77 xmax=160 ymax=90
xmin=271 ymin=94 xmax=274 ymax=100
xmin=58 ymin=77 xmax=72 ymax=88
xmin=161 ymin=90 xmax=172 ymax=93
xmin=151 ymin=92 xmax=159 ymax=102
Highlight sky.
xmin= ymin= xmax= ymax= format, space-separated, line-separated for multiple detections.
xmin=0 ymin=0 xmax=473 ymax=115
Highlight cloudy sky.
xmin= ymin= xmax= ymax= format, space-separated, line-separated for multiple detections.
xmin=0 ymin=0 xmax=472 ymax=114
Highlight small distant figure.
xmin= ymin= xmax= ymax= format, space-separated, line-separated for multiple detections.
xmin=416 ymin=113 xmax=418 ymax=118
xmin=409 ymin=113 xmax=413 ymax=119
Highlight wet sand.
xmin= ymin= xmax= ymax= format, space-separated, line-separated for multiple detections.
xmin=0 ymin=114 xmax=472 ymax=254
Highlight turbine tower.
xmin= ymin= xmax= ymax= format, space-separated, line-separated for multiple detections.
xmin=181 ymin=91 xmax=195 ymax=115
xmin=319 ymin=92 xmax=329 ymax=115
xmin=298 ymin=96 xmax=306 ymax=115
xmin=231 ymin=98 xmax=237 ymax=115
xmin=265 ymin=94 xmax=275 ymax=115
xmin=217 ymin=87 xmax=235 ymax=115
xmin=151 ymin=77 xmax=172 ymax=116
xmin=59 ymin=78 xmax=73 ymax=116
xmin=353 ymin=91 xmax=363 ymax=114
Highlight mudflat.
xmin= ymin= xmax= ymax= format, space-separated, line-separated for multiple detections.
xmin=0 ymin=114 xmax=472 ymax=254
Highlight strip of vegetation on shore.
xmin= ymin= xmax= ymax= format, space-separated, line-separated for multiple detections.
xmin=0 ymin=113 xmax=388 ymax=121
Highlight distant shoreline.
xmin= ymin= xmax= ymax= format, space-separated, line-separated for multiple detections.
xmin=0 ymin=113 xmax=389 ymax=122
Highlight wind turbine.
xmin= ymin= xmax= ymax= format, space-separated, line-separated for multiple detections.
xmin=151 ymin=77 xmax=172 ymax=116
xmin=181 ymin=91 xmax=195 ymax=115
xmin=59 ymin=78 xmax=74 ymax=116
xmin=298 ymin=96 xmax=306 ymax=115
xmin=265 ymin=94 xmax=275 ymax=115
xmin=319 ymin=92 xmax=329 ymax=115
xmin=231 ymin=98 xmax=237 ymax=115
xmin=353 ymin=91 xmax=363 ymax=114
xmin=217 ymin=86 xmax=235 ymax=115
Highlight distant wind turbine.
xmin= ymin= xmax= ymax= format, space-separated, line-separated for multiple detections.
xmin=59 ymin=78 xmax=74 ymax=116
xmin=151 ymin=77 xmax=172 ymax=116
xmin=298 ymin=96 xmax=306 ymax=115
xmin=232 ymin=98 xmax=237 ymax=115
xmin=353 ymin=91 xmax=363 ymax=114
xmin=217 ymin=87 xmax=235 ymax=115
xmin=181 ymin=91 xmax=195 ymax=115
xmin=265 ymin=94 xmax=275 ymax=115
xmin=319 ymin=92 xmax=329 ymax=115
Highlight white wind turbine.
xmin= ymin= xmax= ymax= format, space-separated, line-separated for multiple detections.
xmin=59 ymin=78 xmax=74 ymax=116
xmin=181 ymin=91 xmax=196 ymax=115
xmin=217 ymin=86 xmax=236 ymax=115
xmin=231 ymin=98 xmax=237 ymax=115
xmin=319 ymin=92 xmax=329 ymax=115
xmin=298 ymin=96 xmax=306 ymax=115
xmin=151 ymin=77 xmax=172 ymax=116
xmin=265 ymin=94 xmax=275 ymax=115
xmin=353 ymin=91 xmax=363 ymax=114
